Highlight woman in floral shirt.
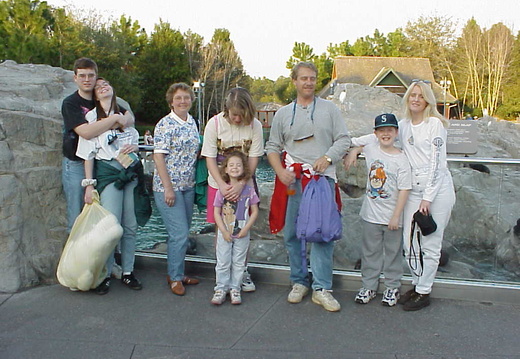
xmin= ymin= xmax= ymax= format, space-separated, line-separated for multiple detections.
xmin=153 ymin=83 xmax=200 ymax=296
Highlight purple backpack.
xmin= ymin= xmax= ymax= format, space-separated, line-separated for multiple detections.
xmin=296 ymin=176 xmax=342 ymax=273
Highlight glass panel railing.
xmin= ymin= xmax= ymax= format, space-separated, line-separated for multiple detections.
xmin=137 ymin=149 xmax=520 ymax=285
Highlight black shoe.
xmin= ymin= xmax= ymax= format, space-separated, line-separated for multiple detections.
xmin=95 ymin=278 xmax=110 ymax=295
xmin=397 ymin=288 xmax=417 ymax=305
xmin=403 ymin=293 xmax=430 ymax=311
xmin=122 ymin=273 xmax=142 ymax=290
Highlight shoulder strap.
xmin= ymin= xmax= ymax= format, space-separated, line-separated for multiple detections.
xmin=408 ymin=219 xmax=424 ymax=277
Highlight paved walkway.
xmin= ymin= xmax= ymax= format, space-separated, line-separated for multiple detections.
xmin=1 ymin=258 xmax=519 ymax=359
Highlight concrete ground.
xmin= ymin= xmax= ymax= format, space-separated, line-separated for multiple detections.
xmin=1 ymin=257 xmax=519 ymax=359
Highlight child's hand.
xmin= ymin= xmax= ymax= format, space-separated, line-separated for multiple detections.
xmin=235 ymin=229 xmax=247 ymax=239
xmin=388 ymin=217 xmax=399 ymax=231
xmin=223 ymin=232 xmax=233 ymax=243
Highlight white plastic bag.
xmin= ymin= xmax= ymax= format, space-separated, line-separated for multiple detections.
xmin=57 ymin=190 xmax=123 ymax=291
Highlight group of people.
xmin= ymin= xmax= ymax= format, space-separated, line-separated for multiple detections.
xmin=61 ymin=58 xmax=454 ymax=312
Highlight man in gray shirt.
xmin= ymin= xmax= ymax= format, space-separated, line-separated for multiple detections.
xmin=266 ymin=62 xmax=351 ymax=312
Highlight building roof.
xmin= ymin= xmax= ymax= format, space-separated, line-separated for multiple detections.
xmin=331 ymin=56 xmax=457 ymax=103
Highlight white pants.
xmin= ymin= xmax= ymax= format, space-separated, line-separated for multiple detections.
xmin=214 ymin=232 xmax=250 ymax=291
xmin=403 ymin=172 xmax=455 ymax=294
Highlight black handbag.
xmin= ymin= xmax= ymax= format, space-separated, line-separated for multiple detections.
xmin=413 ymin=211 xmax=437 ymax=236
xmin=408 ymin=211 xmax=437 ymax=277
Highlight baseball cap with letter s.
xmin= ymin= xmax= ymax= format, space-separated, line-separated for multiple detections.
xmin=374 ymin=113 xmax=398 ymax=129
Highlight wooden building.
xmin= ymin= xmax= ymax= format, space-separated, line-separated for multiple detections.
xmin=321 ymin=56 xmax=458 ymax=118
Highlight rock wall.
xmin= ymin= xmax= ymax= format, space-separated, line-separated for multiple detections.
xmin=0 ymin=60 xmax=76 ymax=292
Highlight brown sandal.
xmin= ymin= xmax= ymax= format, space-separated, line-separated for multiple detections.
xmin=169 ymin=280 xmax=185 ymax=296
xmin=182 ymin=276 xmax=200 ymax=285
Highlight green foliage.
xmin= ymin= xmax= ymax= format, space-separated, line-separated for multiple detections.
xmin=286 ymin=42 xmax=316 ymax=69
xmin=386 ymin=28 xmax=410 ymax=56
xmin=351 ymin=36 xmax=375 ymax=56
xmin=184 ymin=30 xmax=204 ymax=81
xmin=2 ymin=1 xmax=519 ymax=121
xmin=274 ymin=76 xmax=295 ymax=104
xmin=404 ymin=15 xmax=457 ymax=78
xmin=496 ymin=31 xmax=520 ymax=120
xmin=250 ymin=77 xmax=276 ymax=103
xmin=327 ymin=41 xmax=352 ymax=58
xmin=135 ymin=124 xmax=156 ymax=136
xmin=314 ymin=53 xmax=333 ymax=88
xmin=135 ymin=21 xmax=190 ymax=123
xmin=201 ymin=28 xmax=245 ymax=117
xmin=0 ymin=0 xmax=53 ymax=63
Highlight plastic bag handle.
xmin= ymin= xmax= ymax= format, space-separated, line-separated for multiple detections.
xmin=90 ymin=189 xmax=100 ymax=204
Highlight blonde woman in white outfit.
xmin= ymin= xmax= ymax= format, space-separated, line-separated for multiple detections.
xmin=351 ymin=80 xmax=455 ymax=311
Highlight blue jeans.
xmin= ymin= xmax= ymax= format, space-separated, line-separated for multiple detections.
xmin=154 ymin=188 xmax=195 ymax=281
xmin=62 ymin=157 xmax=85 ymax=232
xmin=284 ymin=178 xmax=335 ymax=290
xmin=100 ymin=162 xmax=138 ymax=276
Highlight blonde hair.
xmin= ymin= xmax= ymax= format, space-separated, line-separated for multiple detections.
xmin=291 ymin=61 xmax=318 ymax=80
xmin=402 ymin=81 xmax=449 ymax=128
xmin=223 ymin=88 xmax=256 ymax=126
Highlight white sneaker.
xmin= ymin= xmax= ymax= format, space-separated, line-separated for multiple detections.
xmin=312 ymin=289 xmax=341 ymax=312
xmin=381 ymin=288 xmax=400 ymax=307
xmin=287 ymin=283 xmax=309 ymax=303
xmin=241 ymin=271 xmax=256 ymax=292
xmin=230 ymin=289 xmax=242 ymax=305
xmin=355 ymin=288 xmax=376 ymax=304
xmin=211 ymin=290 xmax=226 ymax=305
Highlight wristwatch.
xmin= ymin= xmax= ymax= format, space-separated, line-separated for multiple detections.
xmin=81 ymin=179 xmax=97 ymax=187
xmin=324 ymin=155 xmax=332 ymax=164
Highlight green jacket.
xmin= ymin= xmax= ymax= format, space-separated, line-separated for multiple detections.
xmin=95 ymin=159 xmax=152 ymax=227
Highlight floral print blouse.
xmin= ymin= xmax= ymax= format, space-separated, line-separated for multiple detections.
xmin=153 ymin=111 xmax=200 ymax=192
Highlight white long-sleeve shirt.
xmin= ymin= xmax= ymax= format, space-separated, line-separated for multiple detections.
xmin=352 ymin=117 xmax=450 ymax=202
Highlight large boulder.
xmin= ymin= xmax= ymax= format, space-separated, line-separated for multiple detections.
xmin=0 ymin=60 xmax=76 ymax=292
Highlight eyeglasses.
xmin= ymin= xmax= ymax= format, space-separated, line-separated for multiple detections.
xmin=411 ymin=79 xmax=432 ymax=84
xmin=172 ymin=95 xmax=192 ymax=102
xmin=76 ymin=73 xmax=96 ymax=80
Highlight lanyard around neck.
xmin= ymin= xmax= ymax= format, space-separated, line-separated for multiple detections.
xmin=291 ymin=96 xmax=316 ymax=126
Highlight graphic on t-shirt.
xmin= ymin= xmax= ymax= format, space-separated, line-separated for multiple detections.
xmin=222 ymin=201 xmax=241 ymax=236
xmin=367 ymin=160 xmax=390 ymax=199
xmin=216 ymin=139 xmax=252 ymax=164
xmin=80 ymin=106 xmax=90 ymax=115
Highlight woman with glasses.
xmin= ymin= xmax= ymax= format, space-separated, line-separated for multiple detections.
xmin=153 ymin=83 xmax=201 ymax=296
xmin=76 ymin=78 xmax=143 ymax=295
xmin=346 ymin=80 xmax=455 ymax=311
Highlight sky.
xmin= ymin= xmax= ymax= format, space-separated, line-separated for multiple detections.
xmin=47 ymin=0 xmax=519 ymax=80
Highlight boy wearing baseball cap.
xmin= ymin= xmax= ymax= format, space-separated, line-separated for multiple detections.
xmin=344 ymin=114 xmax=412 ymax=306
